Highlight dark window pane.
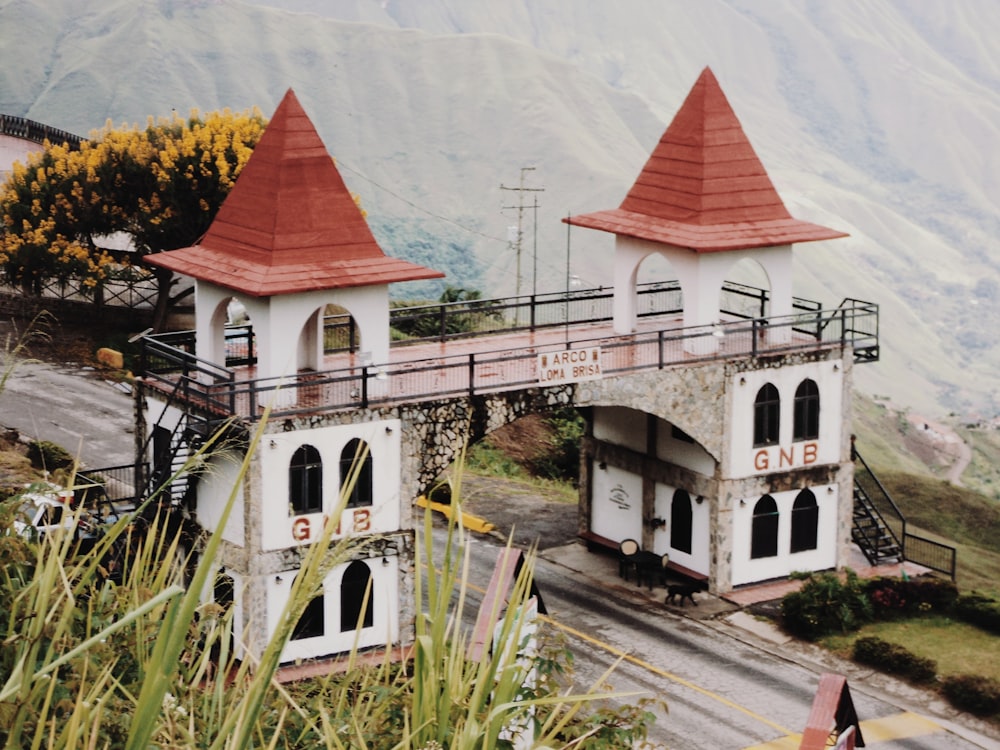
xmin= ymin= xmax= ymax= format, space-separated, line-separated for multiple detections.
xmin=340 ymin=560 xmax=373 ymax=631
xmin=754 ymin=384 xmax=780 ymax=447
xmin=793 ymin=379 xmax=820 ymax=441
xmin=289 ymin=444 xmax=323 ymax=515
xmin=291 ymin=590 xmax=325 ymax=640
xmin=751 ymin=495 xmax=779 ymax=559
xmin=790 ymin=489 xmax=819 ymax=552
xmin=340 ymin=439 xmax=374 ymax=509
xmin=670 ymin=489 xmax=693 ymax=554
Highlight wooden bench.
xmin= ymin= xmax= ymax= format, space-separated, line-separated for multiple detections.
xmin=578 ymin=530 xmax=618 ymax=552
xmin=664 ymin=560 xmax=708 ymax=585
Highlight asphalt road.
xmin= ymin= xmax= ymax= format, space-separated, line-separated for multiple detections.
xmin=0 ymin=359 xmax=136 ymax=468
xmin=441 ymin=527 xmax=1000 ymax=749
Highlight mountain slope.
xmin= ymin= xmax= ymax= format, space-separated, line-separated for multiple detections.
xmin=2 ymin=0 xmax=999 ymax=417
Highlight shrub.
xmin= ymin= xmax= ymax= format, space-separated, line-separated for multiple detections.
xmin=941 ymin=674 xmax=1000 ymax=717
xmin=852 ymin=636 xmax=937 ymax=684
xmin=529 ymin=408 xmax=585 ymax=484
xmin=780 ymin=570 xmax=873 ymax=640
xmin=953 ymin=593 xmax=1000 ymax=635
xmin=865 ymin=576 xmax=958 ymax=619
xmin=26 ymin=440 xmax=74 ymax=471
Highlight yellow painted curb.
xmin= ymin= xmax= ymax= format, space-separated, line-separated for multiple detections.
xmin=415 ymin=495 xmax=496 ymax=534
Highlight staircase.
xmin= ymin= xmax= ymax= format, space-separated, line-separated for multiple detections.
xmin=851 ymin=481 xmax=902 ymax=565
xmin=851 ymin=446 xmax=958 ymax=579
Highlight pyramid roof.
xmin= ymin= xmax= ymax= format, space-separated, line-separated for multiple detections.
xmin=147 ymin=89 xmax=444 ymax=296
xmin=565 ymin=68 xmax=846 ymax=252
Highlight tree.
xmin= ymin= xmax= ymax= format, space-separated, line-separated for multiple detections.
xmin=0 ymin=108 xmax=267 ymax=328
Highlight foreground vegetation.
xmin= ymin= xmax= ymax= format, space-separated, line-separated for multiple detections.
xmin=0 ymin=439 xmax=656 ymax=749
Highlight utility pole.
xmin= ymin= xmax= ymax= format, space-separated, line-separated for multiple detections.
xmin=500 ymin=167 xmax=544 ymax=301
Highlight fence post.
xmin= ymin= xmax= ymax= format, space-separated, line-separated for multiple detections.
xmin=658 ymin=330 xmax=665 ymax=369
xmin=840 ymin=307 xmax=848 ymax=348
xmin=362 ymin=366 xmax=370 ymax=408
xmin=468 ymin=354 xmax=476 ymax=397
xmin=751 ymin=319 xmax=759 ymax=356
xmin=439 ymin=304 xmax=448 ymax=341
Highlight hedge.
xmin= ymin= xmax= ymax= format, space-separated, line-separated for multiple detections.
xmin=852 ymin=637 xmax=937 ymax=684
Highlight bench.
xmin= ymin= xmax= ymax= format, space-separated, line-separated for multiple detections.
xmin=578 ymin=530 xmax=617 ymax=552
xmin=664 ymin=560 xmax=708 ymax=585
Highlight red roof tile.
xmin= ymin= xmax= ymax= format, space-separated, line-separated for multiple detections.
xmin=566 ymin=68 xmax=847 ymax=252
xmin=147 ymin=89 xmax=444 ymax=296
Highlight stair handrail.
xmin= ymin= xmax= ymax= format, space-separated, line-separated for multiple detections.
xmin=852 ymin=445 xmax=906 ymax=554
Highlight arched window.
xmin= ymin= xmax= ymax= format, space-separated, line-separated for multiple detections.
xmin=340 ymin=560 xmax=374 ymax=632
xmin=289 ymin=444 xmax=322 ymax=515
xmin=790 ymin=489 xmax=819 ymax=553
xmin=750 ymin=495 xmax=779 ymax=559
xmin=793 ymin=379 xmax=820 ymax=441
xmin=670 ymin=489 xmax=693 ymax=554
xmin=340 ymin=439 xmax=373 ymax=508
xmin=291 ymin=580 xmax=325 ymax=640
xmin=753 ymin=384 xmax=780 ymax=447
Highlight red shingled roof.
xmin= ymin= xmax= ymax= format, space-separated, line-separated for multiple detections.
xmin=565 ymin=67 xmax=847 ymax=252
xmin=147 ymin=89 xmax=444 ymax=296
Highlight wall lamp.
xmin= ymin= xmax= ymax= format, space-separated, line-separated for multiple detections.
xmin=695 ymin=495 xmax=704 ymax=505
xmin=275 ymin=575 xmax=283 ymax=583
xmin=598 ymin=461 xmax=607 ymax=470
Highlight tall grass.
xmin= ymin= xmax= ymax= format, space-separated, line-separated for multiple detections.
xmin=0 ymin=424 xmax=649 ymax=748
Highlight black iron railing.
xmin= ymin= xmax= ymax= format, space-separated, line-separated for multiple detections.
xmin=0 ymin=113 xmax=84 ymax=148
xmin=853 ymin=448 xmax=957 ymax=580
xmin=139 ymin=284 xmax=879 ymax=420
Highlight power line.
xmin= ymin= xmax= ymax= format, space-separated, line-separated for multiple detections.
xmin=335 ymin=158 xmax=508 ymax=245
xmin=500 ymin=166 xmax=544 ymax=299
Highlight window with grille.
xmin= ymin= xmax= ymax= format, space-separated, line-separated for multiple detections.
xmin=753 ymin=383 xmax=780 ymax=447
xmin=340 ymin=439 xmax=374 ymax=508
xmin=793 ymin=379 xmax=820 ymax=441
xmin=289 ymin=444 xmax=323 ymax=515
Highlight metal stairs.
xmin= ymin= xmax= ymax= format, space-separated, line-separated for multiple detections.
xmin=851 ymin=480 xmax=902 ymax=565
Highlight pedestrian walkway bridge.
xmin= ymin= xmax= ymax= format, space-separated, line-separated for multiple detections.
xmin=139 ymin=280 xmax=878 ymax=423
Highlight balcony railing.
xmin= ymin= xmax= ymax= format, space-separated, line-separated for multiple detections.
xmin=139 ymin=283 xmax=879 ymax=421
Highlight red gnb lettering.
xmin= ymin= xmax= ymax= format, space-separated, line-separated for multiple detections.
xmin=803 ymin=442 xmax=818 ymax=464
xmin=754 ymin=450 xmax=769 ymax=470
xmin=291 ymin=516 xmax=311 ymax=541
xmin=353 ymin=508 xmax=371 ymax=532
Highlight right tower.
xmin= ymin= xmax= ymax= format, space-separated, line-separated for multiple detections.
xmin=567 ymin=68 xmax=863 ymax=592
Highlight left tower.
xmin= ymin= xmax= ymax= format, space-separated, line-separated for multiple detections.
xmin=141 ymin=90 xmax=443 ymax=664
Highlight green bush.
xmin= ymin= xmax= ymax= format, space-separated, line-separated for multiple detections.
xmin=941 ymin=674 xmax=1000 ymax=717
xmin=865 ymin=576 xmax=958 ymax=619
xmin=529 ymin=408 xmax=585 ymax=484
xmin=852 ymin=636 xmax=937 ymax=684
xmin=780 ymin=570 xmax=873 ymax=640
xmin=953 ymin=593 xmax=1000 ymax=635
xmin=26 ymin=440 xmax=74 ymax=471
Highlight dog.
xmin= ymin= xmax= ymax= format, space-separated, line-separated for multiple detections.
xmin=665 ymin=583 xmax=700 ymax=607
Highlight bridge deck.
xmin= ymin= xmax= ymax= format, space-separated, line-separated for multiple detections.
xmin=143 ymin=311 xmax=847 ymax=422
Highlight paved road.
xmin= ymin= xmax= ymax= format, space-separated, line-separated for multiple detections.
xmin=0 ymin=359 xmax=135 ymax=469
xmin=442 ymin=528 xmax=1000 ymax=749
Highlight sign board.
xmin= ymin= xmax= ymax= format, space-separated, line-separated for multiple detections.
xmin=538 ymin=346 xmax=602 ymax=386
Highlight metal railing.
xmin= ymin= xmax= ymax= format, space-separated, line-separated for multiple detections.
xmin=139 ymin=285 xmax=879 ymax=421
xmin=321 ymin=281 xmax=830 ymax=352
xmin=853 ymin=448 xmax=957 ymax=580
xmin=0 ymin=113 xmax=84 ymax=148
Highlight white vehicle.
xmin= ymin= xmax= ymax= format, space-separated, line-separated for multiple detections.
xmin=14 ymin=491 xmax=79 ymax=540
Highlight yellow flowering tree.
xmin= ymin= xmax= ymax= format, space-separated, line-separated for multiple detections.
xmin=0 ymin=108 xmax=266 ymax=326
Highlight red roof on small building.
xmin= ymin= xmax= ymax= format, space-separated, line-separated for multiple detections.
xmin=147 ymin=89 xmax=444 ymax=296
xmin=565 ymin=67 xmax=847 ymax=252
